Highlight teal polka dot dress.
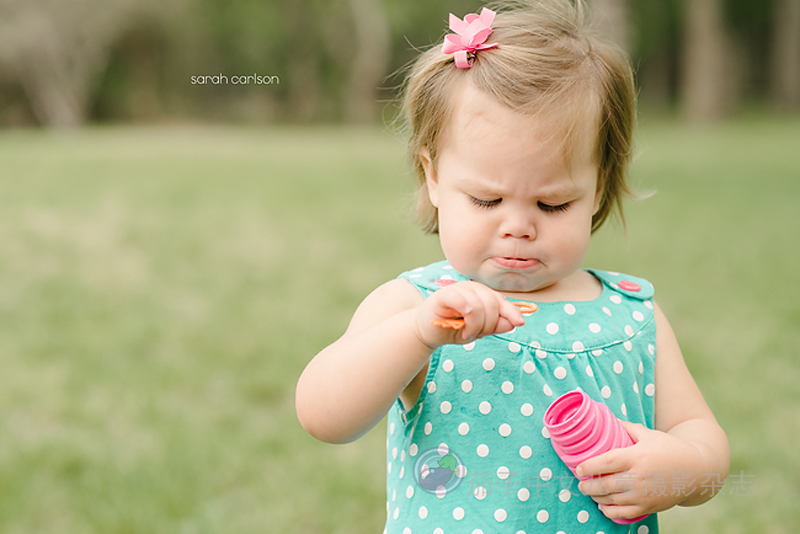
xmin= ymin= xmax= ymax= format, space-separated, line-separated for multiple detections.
xmin=384 ymin=261 xmax=659 ymax=534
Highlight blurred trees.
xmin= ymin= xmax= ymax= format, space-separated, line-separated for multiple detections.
xmin=0 ymin=0 xmax=797 ymax=127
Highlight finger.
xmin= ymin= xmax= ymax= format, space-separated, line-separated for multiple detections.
xmin=576 ymin=448 xmax=631 ymax=478
xmin=499 ymin=297 xmax=526 ymax=327
xmin=577 ymin=475 xmax=626 ymax=498
xmin=598 ymin=503 xmax=648 ymax=522
xmin=473 ymin=286 xmax=501 ymax=337
xmin=459 ymin=290 xmax=487 ymax=342
xmin=618 ymin=419 xmax=648 ymax=443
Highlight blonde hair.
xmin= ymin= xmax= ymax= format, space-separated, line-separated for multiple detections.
xmin=402 ymin=0 xmax=636 ymax=234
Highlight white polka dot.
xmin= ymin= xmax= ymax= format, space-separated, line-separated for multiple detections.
xmin=399 ymin=466 xmax=405 ymax=478
xmin=601 ymin=386 xmax=612 ymax=399
xmin=624 ymin=340 xmax=633 ymax=352
xmin=406 ymin=485 xmax=414 ymax=498
xmin=585 ymin=365 xmax=594 ymax=377
xmin=456 ymin=464 xmax=467 ymax=478
xmin=564 ymin=304 xmax=576 ymax=315
xmin=573 ymin=341 xmax=585 ymax=352
xmin=474 ymin=486 xmax=488 ymax=499
xmin=648 ymin=344 xmax=655 ymax=356
xmin=494 ymin=509 xmax=507 ymax=522
xmin=645 ymin=300 xmax=654 ymax=309
xmin=498 ymin=423 xmax=512 ymax=437
xmin=639 ymin=361 xmax=644 ymax=374
xmin=403 ymin=527 xmax=410 ymax=534
xmin=633 ymin=311 xmax=645 ymax=322
xmin=537 ymin=509 xmax=549 ymax=523
xmin=501 ymin=381 xmax=514 ymax=394
xmin=401 ymin=450 xmax=405 ymax=462
xmin=539 ymin=467 xmax=552 ymax=481
xmin=393 ymin=507 xmax=400 ymax=520
xmin=520 ymin=403 xmax=534 ymax=416
xmin=462 ymin=379 xmax=473 ymax=393
xmin=554 ymin=367 xmax=567 ymax=380
xmin=541 ymin=426 xmax=550 ymax=439
xmin=434 ymin=530 xmax=443 ymax=534
xmin=443 ymin=359 xmax=454 ymax=372
xmin=523 ymin=360 xmax=535 ymax=373
xmin=389 ymin=422 xmax=395 ymax=435
xmin=479 ymin=401 xmax=492 ymax=415
xmin=392 ymin=447 xmax=398 ymax=459
xmin=546 ymin=322 xmax=560 ymax=335
xmin=543 ymin=384 xmax=553 ymax=396
xmin=471 ymin=530 xmax=483 ymax=534
xmin=476 ymin=444 xmax=489 ymax=457
xmin=387 ymin=462 xmax=392 ymax=474
xmin=497 ymin=466 xmax=510 ymax=480
xmin=436 ymin=486 xmax=447 ymax=499
xmin=638 ymin=526 xmax=650 ymax=534
xmin=621 ymin=403 xmax=628 ymax=416
xmin=577 ymin=510 xmax=590 ymax=523
xmin=409 ymin=444 xmax=418 ymax=456
xmin=645 ymin=383 xmax=656 ymax=396
xmin=508 ymin=342 xmax=521 ymax=353
xmin=519 ymin=445 xmax=532 ymax=459
xmin=625 ymin=325 xmax=635 ymax=336
xmin=536 ymin=349 xmax=548 ymax=359
xmin=559 ymin=489 xmax=571 ymax=502
xmin=428 ymin=381 xmax=437 ymax=394
xmin=440 ymin=401 xmax=452 ymax=414
xmin=458 ymin=422 xmax=469 ymax=435
xmin=603 ymin=306 xmax=612 ymax=316
xmin=613 ymin=361 xmax=624 ymax=374
xmin=419 ymin=506 xmax=428 ymax=519
xmin=610 ymin=295 xmax=622 ymax=305
xmin=438 ymin=443 xmax=449 ymax=456
xmin=453 ymin=507 xmax=465 ymax=520
xmin=517 ymin=487 xmax=530 ymax=501
xmin=463 ymin=342 xmax=475 ymax=351
xmin=566 ymin=353 xmax=575 ymax=359
xmin=589 ymin=323 xmax=602 ymax=333
xmin=483 ymin=358 xmax=495 ymax=371
xmin=633 ymin=381 xmax=640 ymax=394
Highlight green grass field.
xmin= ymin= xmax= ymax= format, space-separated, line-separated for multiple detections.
xmin=0 ymin=117 xmax=798 ymax=533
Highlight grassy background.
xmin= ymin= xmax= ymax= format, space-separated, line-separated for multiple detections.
xmin=0 ymin=117 xmax=798 ymax=533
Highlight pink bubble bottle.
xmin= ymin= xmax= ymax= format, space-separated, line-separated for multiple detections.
xmin=543 ymin=390 xmax=649 ymax=524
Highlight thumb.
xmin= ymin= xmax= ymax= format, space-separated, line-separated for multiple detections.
xmin=618 ymin=419 xmax=650 ymax=443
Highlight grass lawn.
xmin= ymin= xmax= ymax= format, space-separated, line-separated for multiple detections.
xmin=0 ymin=116 xmax=798 ymax=533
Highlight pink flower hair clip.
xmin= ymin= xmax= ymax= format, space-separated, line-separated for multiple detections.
xmin=441 ymin=7 xmax=499 ymax=69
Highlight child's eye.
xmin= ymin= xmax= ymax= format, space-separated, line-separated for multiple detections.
xmin=538 ymin=201 xmax=571 ymax=214
xmin=469 ymin=196 xmax=502 ymax=209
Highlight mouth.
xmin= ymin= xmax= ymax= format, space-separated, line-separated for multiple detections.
xmin=492 ymin=257 xmax=541 ymax=269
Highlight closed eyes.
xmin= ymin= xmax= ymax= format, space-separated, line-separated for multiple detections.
xmin=469 ymin=195 xmax=571 ymax=214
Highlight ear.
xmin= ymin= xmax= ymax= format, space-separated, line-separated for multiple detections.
xmin=419 ymin=146 xmax=440 ymax=208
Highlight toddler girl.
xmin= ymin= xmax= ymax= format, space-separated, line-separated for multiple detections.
xmin=296 ymin=1 xmax=729 ymax=532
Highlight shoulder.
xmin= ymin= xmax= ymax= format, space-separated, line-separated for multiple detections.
xmin=587 ymin=269 xmax=655 ymax=301
xmin=397 ymin=260 xmax=469 ymax=297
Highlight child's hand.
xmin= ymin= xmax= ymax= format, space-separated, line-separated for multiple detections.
xmin=415 ymin=281 xmax=526 ymax=349
xmin=575 ymin=420 xmax=711 ymax=521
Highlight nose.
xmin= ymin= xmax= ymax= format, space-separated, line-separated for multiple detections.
xmin=500 ymin=210 xmax=536 ymax=240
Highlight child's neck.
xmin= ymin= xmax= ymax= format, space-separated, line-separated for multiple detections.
xmin=498 ymin=269 xmax=602 ymax=303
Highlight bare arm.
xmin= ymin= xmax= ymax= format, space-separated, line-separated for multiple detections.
xmin=576 ymin=301 xmax=730 ymax=519
xmin=295 ymin=278 xmax=525 ymax=444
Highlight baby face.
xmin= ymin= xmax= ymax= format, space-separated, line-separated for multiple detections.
xmin=421 ymin=81 xmax=601 ymax=298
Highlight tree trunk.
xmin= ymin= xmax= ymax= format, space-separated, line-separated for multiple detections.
xmin=345 ymin=0 xmax=390 ymax=123
xmin=591 ymin=0 xmax=630 ymax=53
xmin=681 ymin=0 xmax=733 ymax=121
xmin=770 ymin=0 xmax=800 ymax=111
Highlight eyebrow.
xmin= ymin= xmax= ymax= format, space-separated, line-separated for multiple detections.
xmin=459 ymin=176 xmax=583 ymax=200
